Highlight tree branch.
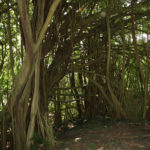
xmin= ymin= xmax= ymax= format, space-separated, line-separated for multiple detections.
xmin=34 ymin=0 xmax=61 ymax=53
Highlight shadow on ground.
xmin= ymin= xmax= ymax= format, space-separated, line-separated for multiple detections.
xmin=52 ymin=118 xmax=150 ymax=150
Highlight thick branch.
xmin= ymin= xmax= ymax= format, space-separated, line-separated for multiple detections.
xmin=34 ymin=0 xmax=61 ymax=53
xmin=16 ymin=0 xmax=34 ymax=53
xmin=131 ymin=1 xmax=145 ymax=86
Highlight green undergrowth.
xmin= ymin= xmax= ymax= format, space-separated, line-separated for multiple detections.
xmin=31 ymin=133 xmax=53 ymax=150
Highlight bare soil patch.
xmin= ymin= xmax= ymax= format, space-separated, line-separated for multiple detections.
xmin=52 ymin=119 xmax=150 ymax=150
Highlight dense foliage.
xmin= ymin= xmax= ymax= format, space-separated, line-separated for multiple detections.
xmin=0 ymin=0 xmax=150 ymax=149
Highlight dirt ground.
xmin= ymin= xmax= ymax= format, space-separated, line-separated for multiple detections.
xmin=51 ymin=119 xmax=150 ymax=150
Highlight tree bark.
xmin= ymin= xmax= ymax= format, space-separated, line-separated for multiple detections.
xmin=131 ymin=1 xmax=149 ymax=119
xmin=7 ymin=6 xmax=15 ymax=83
xmin=7 ymin=0 xmax=61 ymax=149
xmin=106 ymin=16 xmax=125 ymax=118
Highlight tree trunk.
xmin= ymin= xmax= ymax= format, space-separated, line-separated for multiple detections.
xmin=131 ymin=1 xmax=149 ymax=119
xmin=7 ymin=5 xmax=15 ymax=83
xmin=70 ymin=72 xmax=82 ymax=119
xmin=106 ymin=16 xmax=125 ymax=118
xmin=6 ymin=1 xmax=61 ymax=150
xmin=54 ymin=85 xmax=62 ymax=128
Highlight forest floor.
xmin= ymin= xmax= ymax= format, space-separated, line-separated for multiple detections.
xmin=52 ymin=118 xmax=150 ymax=150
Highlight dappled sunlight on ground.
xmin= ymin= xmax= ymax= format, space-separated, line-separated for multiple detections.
xmin=96 ymin=147 xmax=104 ymax=150
xmin=74 ymin=137 xmax=82 ymax=142
xmin=52 ymin=120 xmax=150 ymax=150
